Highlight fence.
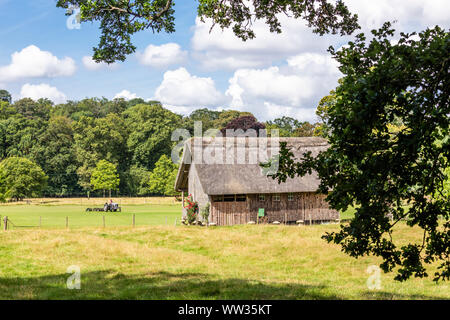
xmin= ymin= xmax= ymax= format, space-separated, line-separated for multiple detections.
xmin=1 ymin=215 xmax=180 ymax=231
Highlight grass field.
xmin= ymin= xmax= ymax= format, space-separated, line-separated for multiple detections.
xmin=0 ymin=198 xmax=181 ymax=228
xmin=0 ymin=200 xmax=447 ymax=300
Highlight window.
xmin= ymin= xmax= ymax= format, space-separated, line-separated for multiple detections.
xmin=288 ymin=193 xmax=294 ymax=201
xmin=236 ymin=194 xmax=246 ymax=202
xmin=273 ymin=194 xmax=281 ymax=201
xmin=213 ymin=195 xmax=223 ymax=202
xmin=258 ymin=194 xmax=265 ymax=201
xmin=224 ymin=194 xmax=235 ymax=202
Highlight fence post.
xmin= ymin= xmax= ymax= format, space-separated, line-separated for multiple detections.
xmin=39 ymin=216 xmax=42 ymax=228
xmin=174 ymin=218 xmax=177 ymax=226
xmin=103 ymin=215 xmax=105 ymax=228
xmin=132 ymin=214 xmax=135 ymax=228
xmin=66 ymin=216 xmax=69 ymax=229
xmin=4 ymin=216 xmax=7 ymax=231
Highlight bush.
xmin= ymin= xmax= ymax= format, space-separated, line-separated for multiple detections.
xmin=184 ymin=194 xmax=199 ymax=224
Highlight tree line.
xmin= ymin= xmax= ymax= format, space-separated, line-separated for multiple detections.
xmin=0 ymin=91 xmax=322 ymax=200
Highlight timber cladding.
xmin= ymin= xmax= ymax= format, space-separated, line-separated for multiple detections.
xmin=210 ymin=193 xmax=339 ymax=226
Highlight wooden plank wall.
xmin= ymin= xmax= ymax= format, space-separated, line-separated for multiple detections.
xmin=210 ymin=202 xmax=250 ymax=226
xmin=210 ymin=193 xmax=339 ymax=226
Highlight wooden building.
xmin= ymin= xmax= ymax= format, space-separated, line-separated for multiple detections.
xmin=174 ymin=137 xmax=339 ymax=226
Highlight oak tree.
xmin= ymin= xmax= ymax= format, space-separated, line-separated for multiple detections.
xmin=0 ymin=157 xmax=48 ymax=201
xmin=56 ymin=0 xmax=359 ymax=63
xmin=91 ymin=159 xmax=120 ymax=197
xmin=270 ymin=23 xmax=450 ymax=282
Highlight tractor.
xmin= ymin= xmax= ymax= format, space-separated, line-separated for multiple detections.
xmin=85 ymin=202 xmax=121 ymax=212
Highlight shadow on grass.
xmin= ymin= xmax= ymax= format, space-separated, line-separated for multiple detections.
xmin=0 ymin=270 xmax=339 ymax=300
xmin=360 ymin=290 xmax=446 ymax=300
xmin=0 ymin=271 xmax=445 ymax=300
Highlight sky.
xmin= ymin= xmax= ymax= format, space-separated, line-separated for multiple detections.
xmin=0 ymin=0 xmax=449 ymax=121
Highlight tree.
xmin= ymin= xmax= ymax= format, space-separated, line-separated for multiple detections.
xmin=0 ymin=114 xmax=45 ymax=159
xmin=265 ymin=117 xmax=317 ymax=137
xmin=444 ymin=167 xmax=450 ymax=198
xmin=124 ymin=165 xmax=151 ymax=196
xmin=145 ymin=154 xmax=178 ymax=196
xmin=266 ymin=116 xmax=302 ymax=137
xmin=31 ymin=116 xmax=79 ymax=196
xmin=0 ymin=90 xmax=12 ymax=104
xmin=314 ymin=90 xmax=337 ymax=138
xmin=91 ymin=160 xmax=120 ymax=197
xmin=0 ymin=157 xmax=48 ymax=201
xmin=187 ymin=108 xmax=221 ymax=134
xmin=221 ymin=115 xmax=265 ymax=136
xmin=0 ymin=100 xmax=17 ymax=120
xmin=13 ymin=98 xmax=53 ymax=121
xmin=271 ymin=24 xmax=450 ymax=282
xmin=73 ymin=113 xmax=129 ymax=192
xmin=123 ymin=103 xmax=181 ymax=170
xmin=292 ymin=122 xmax=317 ymax=137
xmin=56 ymin=0 xmax=359 ymax=63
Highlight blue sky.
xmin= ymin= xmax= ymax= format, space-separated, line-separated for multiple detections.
xmin=0 ymin=1 xmax=201 ymax=102
xmin=0 ymin=0 xmax=449 ymax=121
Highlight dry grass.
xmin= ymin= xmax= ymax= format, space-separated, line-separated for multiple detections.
xmin=0 ymin=223 xmax=448 ymax=300
xmin=3 ymin=197 xmax=180 ymax=206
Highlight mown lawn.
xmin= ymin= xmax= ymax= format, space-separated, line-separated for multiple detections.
xmin=0 ymin=204 xmax=181 ymax=228
xmin=0 ymin=222 xmax=448 ymax=299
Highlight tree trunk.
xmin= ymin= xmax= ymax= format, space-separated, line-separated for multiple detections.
xmin=103 ymin=189 xmax=105 ymax=198
xmin=109 ymin=189 xmax=111 ymax=198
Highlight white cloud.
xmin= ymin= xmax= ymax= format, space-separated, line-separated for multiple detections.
xmin=188 ymin=0 xmax=450 ymax=119
xmin=0 ymin=45 xmax=76 ymax=82
xmin=137 ymin=43 xmax=187 ymax=68
xmin=287 ymin=53 xmax=340 ymax=76
xmin=345 ymin=0 xmax=450 ymax=32
xmin=154 ymin=67 xmax=224 ymax=108
xmin=421 ymin=0 xmax=450 ymax=24
xmin=225 ymin=53 xmax=341 ymax=121
xmin=191 ymin=17 xmax=333 ymax=70
xmin=20 ymin=83 xmax=67 ymax=104
xmin=191 ymin=1 xmax=450 ymax=71
xmin=113 ymin=90 xmax=139 ymax=100
xmin=82 ymin=56 xmax=118 ymax=71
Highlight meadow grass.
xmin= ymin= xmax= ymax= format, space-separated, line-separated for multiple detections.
xmin=2 ymin=197 xmax=179 ymax=206
xmin=0 ymin=203 xmax=181 ymax=228
xmin=0 ymin=220 xmax=448 ymax=299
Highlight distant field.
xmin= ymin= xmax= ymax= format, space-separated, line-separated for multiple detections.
xmin=0 ymin=223 xmax=447 ymax=299
xmin=2 ymin=197 xmax=179 ymax=206
xmin=0 ymin=202 xmax=181 ymax=228
xmin=0 ymin=197 xmax=355 ymax=229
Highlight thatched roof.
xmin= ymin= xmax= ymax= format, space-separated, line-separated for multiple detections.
xmin=174 ymin=137 xmax=328 ymax=195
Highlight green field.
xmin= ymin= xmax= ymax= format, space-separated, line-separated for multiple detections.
xmin=0 ymin=204 xmax=181 ymax=228
xmin=0 ymin=203 xmax=448 ymax=300
xmin=0 ymin=202 xmax=356 ymax=229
